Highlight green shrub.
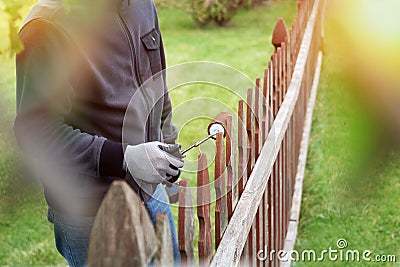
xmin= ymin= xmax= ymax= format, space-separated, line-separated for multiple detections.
xmin=210 ymin=0 xmax=239 ymax=26
xmin=1 ymin=0 xmax=25 ymax=55
xmin=191 ymin=0 xmax=213 ymax=26
xmin=190 ymin=0 xmax=269 ymax=27
xmin=191 ymin=0 xmax=241 ymax=27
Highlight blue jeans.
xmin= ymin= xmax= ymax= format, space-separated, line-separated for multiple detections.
xmin=48 ymin=184 xmax=180 ymax=266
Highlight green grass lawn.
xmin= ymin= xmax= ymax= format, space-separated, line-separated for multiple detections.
xmin=293 ymin=8 xmax=400 ymax=266
xmin=0 ymin=1 xmax=298 ymax=266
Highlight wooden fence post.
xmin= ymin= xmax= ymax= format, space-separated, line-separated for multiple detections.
xmin=214 ymin=132 xmax=227 ymax=248
xmin=277 ymin=47 xmax=284 ymax=253
xmin=225 ymin=114 xmax=237 ymax=221
xmin=88 ymin=181 xmax=158 ymax=267
xmin=208 ymin=112 xmax=237 ymax=221
xmin=178 ymin=179 xmax=195 ymax=266
xmin=246 ymin=88 xmax=256 ymax=266
xmin=254 ymin=79 xmax=263 ymax=267
xmin=238 ymin=100 xmax=246 ymax=198
xmin=271 ymin=52 xmax=279 ymax=267
xmin=262 ymin=68 xmax=269 ymax=144
xmin=272 ymin=18 xmax=289 ymax=52
xmin=197 ymin=153 xmax=213 ymax=265
xmin=255 ymin=78 xmax=261 ymax=159
xmin=155 ymin=213 xmax=174 ymax=267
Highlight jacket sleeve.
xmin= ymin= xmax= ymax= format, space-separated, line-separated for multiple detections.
xmin=14 ymin=19 xmax=125 ymax=180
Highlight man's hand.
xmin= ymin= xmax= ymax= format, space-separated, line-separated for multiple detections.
xmin=124 ymin=142 xmax=184 ymax=184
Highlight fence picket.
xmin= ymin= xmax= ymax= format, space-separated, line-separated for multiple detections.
xmin=197 ymin=153 xmax=213 ymax=265
xmin=238 ymin=100 xmax=246 ymax=198
xmin=155 ymin=213 xmax=174 ymax=267
xmin=178 ymin=179 xmax=195 ymax=266
xmin=88 ymin=181 xmax=157 ymax=267
xmin=225 ymin=114 xmax=237 ymax=221
xmin=214 ymin=132 xmax=227 ymax=248
xmin=255 ymin=78 xmax=261 ymax=159
xmin=246 ymin=88 xmax=256 ymax=265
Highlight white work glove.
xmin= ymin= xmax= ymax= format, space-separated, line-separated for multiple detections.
xmin=124 ymin=142 xmax=184 ymax=184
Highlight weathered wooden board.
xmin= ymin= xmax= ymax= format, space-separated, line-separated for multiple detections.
xmin=246 ymin=87 xmax=256 ymax=266
xmin=155 ymin=213 xmax=173 ymax=267
xmin=197 ymin=153 xmax=213 ymax=265
xmin=238 ymin=100 xmax=246 ymax=198
xmin=178 ymin=179 xmax=195 ymax=266
xmin=214 ymin=132 xmax=227 ymax=248
xmin=225 ymin=114 xmax=237 ymax=220
xmin=210 ymin=112 xmax=236 ymax=221
xmin=88 ymin=181 xmax=157 ymax=267
xmin=262 ymin=68 xmax=269 ymax=144
xmin=255 ymin=78 xmax=261 ymax=160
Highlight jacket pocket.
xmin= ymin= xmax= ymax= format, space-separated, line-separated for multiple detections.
xmin=141 ymin=28 xmax=162 ymax=78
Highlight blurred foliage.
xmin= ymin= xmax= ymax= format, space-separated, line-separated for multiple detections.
xmin=0 ymin=0 xmax=85 ymax=56
xmin=155 ymin=0 xmax=270 ymax=27
xmin=0 ymin=0 xmax=26 ymax=56
xmin=191 ymin=0 xmax=243 ymax=27
xmin=207 ymin=0 xmax=238 ymax=26
xmin=191 ymin=0 xmax=271 ymax=27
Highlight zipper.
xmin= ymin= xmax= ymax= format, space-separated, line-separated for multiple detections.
xmin=118 ymin=12 xmax=153 ymax=142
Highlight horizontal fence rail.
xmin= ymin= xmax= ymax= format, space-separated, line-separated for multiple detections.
xmin=88 ymin=0 xmax=325 ymax=266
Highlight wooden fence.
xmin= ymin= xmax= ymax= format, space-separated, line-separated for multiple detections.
xmin=88 ymin=0 xmax=325 ymax=266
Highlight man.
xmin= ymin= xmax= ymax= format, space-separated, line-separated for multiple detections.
xmin=14 ymin=0 xmax=183 ymax=266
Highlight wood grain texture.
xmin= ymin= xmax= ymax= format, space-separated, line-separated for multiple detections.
xmin=88 ymin=181 xmax=157 ymax=267
xmin=255 ymin=78 xmax=261 ymax=159
xmin=225 ymin=114 xmax=237 ymax=220
xmin=246 ymin=88 xmax=255 ymax=266
xmin=155 ymin=213 xmax=174 ymax=267
xmin=209 ymin=112 xmax=236 ymax=220
xmin=262 ymin=68 xmax=269 ymax=144
xmin=197 ymin=153 xmax=213 ymax=265
xmin=237 ymin=100 xmax=246 ymax=198
xmin=178 ymin=179 xmax=195 ymax=266
xmin=246 ymin=88 xmax=254 ymax=178
xmin=214 ymin=132 xmax=227 ymax=248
